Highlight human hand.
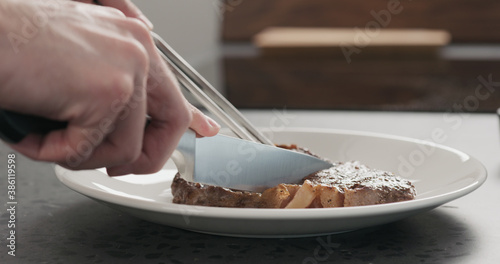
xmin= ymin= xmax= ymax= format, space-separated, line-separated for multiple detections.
xmin=73 ymin=0 xmax=154 ymax=30
xmin=0 ymin=0 xmax=219 ymax=175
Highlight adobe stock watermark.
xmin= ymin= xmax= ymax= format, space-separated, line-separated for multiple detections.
xmin=341 ymin=0 xmax=407 ymax=64
xmin=6 ymin=154 xmax=17 ymax=257
xmin=177 ymin=204 xmax=205 ymax=225
xmin=213 ymin=0 xmax=244 ymax=20
xmin=265 ymin=108 xmax=297 ymax=142
xmin=397 ymin=74 xmax=499 ymax=178
xmin=8 ymin=0 xmax=66 ymax=54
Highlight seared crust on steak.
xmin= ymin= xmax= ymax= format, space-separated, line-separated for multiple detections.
xmin=305 ymin=161 xmax=416 ymax=207
xmin=171 ymin=174 xmax=302 ymax=208
xmin=171 ymin=160 xmax=416 ymax=208
xmin=171 ymin=175 xmax=261 ymax=207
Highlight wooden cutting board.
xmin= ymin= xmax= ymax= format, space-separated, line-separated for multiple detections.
xmin=253 ymin=27 xmax=451 ymax=60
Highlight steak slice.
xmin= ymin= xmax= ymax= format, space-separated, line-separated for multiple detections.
xmin=305 ymin=161 xmax=416 ymax=207
xmin=171 ymin=175 xmax=262 ymax=207
xmin=171 ymin=160 xmax=416 ymax=208
xmin=171 ymin=174 xmax=302 ymax=208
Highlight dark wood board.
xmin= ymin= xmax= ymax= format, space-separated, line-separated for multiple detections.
xmin=222 ymin=0 xmax=500 ymax=43
xmin=223 ymin=57 xmax=500 ymax=112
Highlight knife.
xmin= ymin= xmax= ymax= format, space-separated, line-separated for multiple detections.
xmin=0 ymin=110 xmax=332 ymax=192
xmin=172 ymin=129 xmax=332 ymax=192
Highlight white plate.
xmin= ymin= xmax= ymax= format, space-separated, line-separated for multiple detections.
xmin=55 ymin=128 xmax=487 ymax=238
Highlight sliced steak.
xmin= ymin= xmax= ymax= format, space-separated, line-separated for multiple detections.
xmin=305 ymin=161 xmax=416 ymax=207
xmin=171 ymin=160 xmax=416 ymax=208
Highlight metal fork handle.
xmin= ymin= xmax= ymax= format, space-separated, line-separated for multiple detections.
xmin=151 ymin=32 xmax=273 ymax=146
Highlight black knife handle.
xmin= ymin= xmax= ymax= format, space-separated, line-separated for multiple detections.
xmin=0 ymin=109 xmax=67 ymax=144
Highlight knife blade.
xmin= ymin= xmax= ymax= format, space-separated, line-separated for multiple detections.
xmin=172 ymin=129 xmax=333 ymax=192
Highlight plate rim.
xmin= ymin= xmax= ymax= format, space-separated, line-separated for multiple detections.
xmin=55 ymin=127 xmax=488 ymax=220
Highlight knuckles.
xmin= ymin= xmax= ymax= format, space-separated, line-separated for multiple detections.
xmin=120 ymin=36 xmax=150 ymax=75
xmin=91 ymin=71 xmax=136 ymax=115
xmin=120 ymin=18 xmax=152 ymax=69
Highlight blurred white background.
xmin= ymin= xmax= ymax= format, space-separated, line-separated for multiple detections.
xmin=134 ymin=0 xmax=223 ymax=94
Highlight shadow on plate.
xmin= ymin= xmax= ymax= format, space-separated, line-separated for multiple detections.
xmin=24 ymin=201 xmax=477 ymax=263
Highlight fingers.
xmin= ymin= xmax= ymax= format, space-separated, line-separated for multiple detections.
xmin=65 ymin=76 xmax=148 ymax=170
xmin=106 ymin=109 xmax=190 ymax=176
xmin=105 ymin=74 xmax=221 ymax=176
xmin=92 ymin=0 xmax=154 ymax=30
xmin=188 ymin=104 xmax=221 ymax=137
xmin=72 ymin=0 xmax=127 ymax=19
xmin=9 ymin=73 xmax=149 ymax=170
xmin=7 ymin=127 xmax=83 ymax=163
xmin=106 ymin=59 xmax=192 ymax=176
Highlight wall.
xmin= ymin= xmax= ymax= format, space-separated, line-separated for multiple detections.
xmin=134 ymin=0 xmax=222 ymax=94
